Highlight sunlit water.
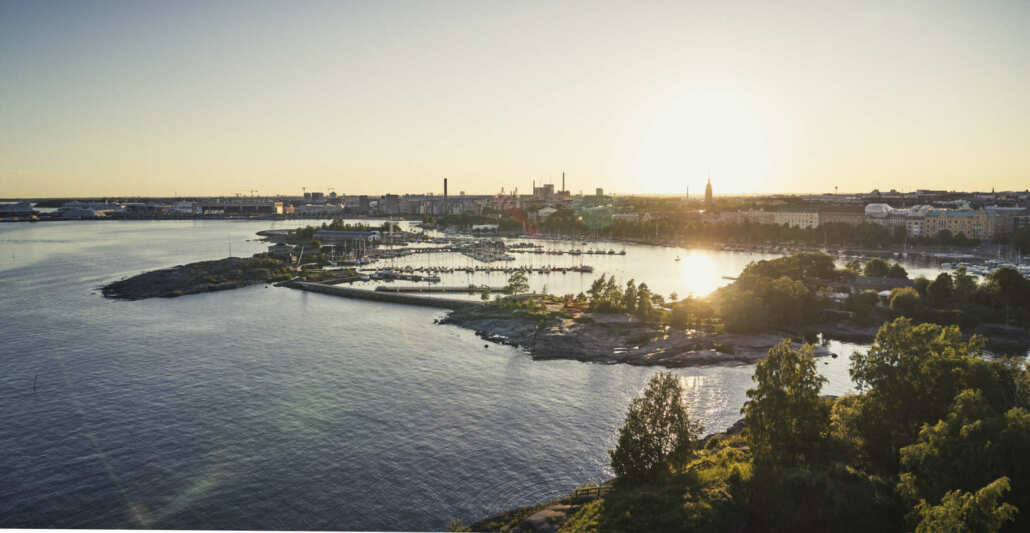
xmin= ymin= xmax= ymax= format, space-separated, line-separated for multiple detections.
xmin=0 ymin=220 xmax=921 ymax=529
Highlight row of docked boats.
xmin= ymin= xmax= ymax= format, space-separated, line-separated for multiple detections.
xmin=509 ymin=248 xmax=626 ymax=256
xmin=365 ymin=264 xmax=595 ymax=276
xmin=939 ymin=259 xmax=1030 ymax=278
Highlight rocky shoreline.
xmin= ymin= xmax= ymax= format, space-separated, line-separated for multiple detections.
xmin=101 ymin=256 xmax=287 ymax=300
xmin=440 ymin=305 xmax=839 ymax=367
xmin=466 ymin=419 xmax=749 ymax=532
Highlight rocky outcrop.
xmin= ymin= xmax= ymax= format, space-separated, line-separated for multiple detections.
xmin=102 ymin=256 xmax=285 ymax=300
xmin=442 ymin=307 xmax=836 ymax=367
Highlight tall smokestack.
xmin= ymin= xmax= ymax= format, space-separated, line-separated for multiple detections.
xmin=443 ymin=178 xmax=448 ymax=215
xmin=562 ymin=171 xmax=565 ymax=193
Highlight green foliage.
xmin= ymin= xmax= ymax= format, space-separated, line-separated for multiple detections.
xmin=914 ymin=477 xmax=1018 ymax=533
xmin=505 ymin=270 xmax=529 ymax=297
xmin=898 ymin=387 xmax=1030 ymax=527
xmin=710 ymin=253 xmax=848 ymax=332
xmin=865 ymin=258 xmax=890 ymax=277
xmin=555 ymin=317 xmax=1030 ymax=533
xmin=635 ymin=282 xmax=656 ymax=322
xmin=887 ymin=263 xmax=908 ymax=278
xmin=928 ymin=272 xmax=954 ymax=306
xmin=743 ymin=340 xmax=829 ymax=465
xmin=741 ymin=252 xmax=838 ymax=281
xmin=889 ymin=287 xmax=921 ymax=316
xmin=848 ymin=318 xmax=990 ymax=472
xmin=718 ymin=274 xmax=814 ymax=332
xmin=913 ymin=276 xmax=930 ymax=297
xmin=621 ymin=279 xmax=637 ymax=313
xmin=610 ymin=372 xmax=703 ymax=482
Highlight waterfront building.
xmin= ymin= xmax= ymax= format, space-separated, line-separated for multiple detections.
xmin=923 ymin=209 xmax=998 ymax=240
xmin=772 ymin=211 xmax=819 ymax=229
xmin=864 ymin=203 xmax=932 ymax=236
xmin=985 ymin=205 xmax=1028 ymax=235
xmin=818 ymin=206 xmax=865 ymax=226
xmin=706 ymin=211 xmax=742 ymax=225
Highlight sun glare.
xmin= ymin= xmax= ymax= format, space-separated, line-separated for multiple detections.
xmin=632 ymin=90 xmax=770 ymax=195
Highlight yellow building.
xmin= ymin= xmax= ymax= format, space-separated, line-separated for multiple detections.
xmin=923 ymin=209 xmax=997 ymax=240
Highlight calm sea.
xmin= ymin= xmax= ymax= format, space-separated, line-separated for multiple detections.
xmin=1 ymin=220 xmax=893 ymax=530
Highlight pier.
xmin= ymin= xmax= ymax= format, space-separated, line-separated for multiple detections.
xmin=374 ymin=285 xmax=506 ymax=293
xmin=281 ymin=281 xmax=481 ymax=310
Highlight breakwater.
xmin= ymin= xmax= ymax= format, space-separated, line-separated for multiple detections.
xmin=375 ymin=285 xmax=506 ymax=293
xmin=280 ymin=281 xmax=481 ymax=309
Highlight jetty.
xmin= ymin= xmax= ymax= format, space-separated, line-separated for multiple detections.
xmin=280 ymin=281 xmax=481 ymax=310
xmin=375 ymin=285 xmax=506 ymax=293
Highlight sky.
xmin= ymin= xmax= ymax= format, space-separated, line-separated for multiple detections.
xmin=1 ymin=0 xmax=1028 ymax=197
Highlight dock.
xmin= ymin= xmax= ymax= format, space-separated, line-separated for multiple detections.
xmin=281 ymin=281 xmax=482 ymax=310
xmin=375 ymin=285 xmax=506 ymax=293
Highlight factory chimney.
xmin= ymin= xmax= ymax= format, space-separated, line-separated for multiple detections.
xmin=562 ymin=171 xmax=565 ymax=193
xmin=443 ymin=178 xmax=448 ymax=215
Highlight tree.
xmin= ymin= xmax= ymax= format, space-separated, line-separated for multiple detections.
xmin=610 ymin=372 xmax=703 ymax=481
xmin=913 ymin=276 xmax=930 ymax=297
xmin=506 ymin=271 xmax=529 ymax=297
xmin=887 ymin=263 xmax=908 ymax=278
xmin=743 ymin=340 xmax=829 ymax=465
xmin=898 ymin=387 xmax=1030 ymax=524
xmin=927 ymin=272 xmax=954 ymax=306
xmin=889 ymin=287 xmax=921 ymax=317
xmin=635 ymin=282 xmax=655 ymax=322
xmin=848 ymin=318 xmax=988 ymax=472
xmin=952 ymin=267 xmax=978 ymax=306
xmin=622 ymin=279 xmax=638 ymax=312
xmin=588 ymin=274 xmax=606 ymax=310
xmin=865 ymin=258 xmax=890 ymax=277
xmin=669 ymin=302 xmax=689 ymax=330
xmin=914 ymin=477 xmax=1018 ymax=533
xmin=984 ymin=267 xmax=1027 ymax=311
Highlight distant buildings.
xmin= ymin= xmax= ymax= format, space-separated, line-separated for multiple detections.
xmin=688 ymin=195 xmax=1027 ymax=241
xmin=704 ymin=177 xmax=713 ymax=204
xmin=0 ymin=202 xmax=34 ymax=218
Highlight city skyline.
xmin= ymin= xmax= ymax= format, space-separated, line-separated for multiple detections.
xmin=2 ymin=0 xmax=1029 ymax=197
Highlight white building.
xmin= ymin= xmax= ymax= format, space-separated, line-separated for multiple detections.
xmin=772 ymin=211 xmax=819 ymax=229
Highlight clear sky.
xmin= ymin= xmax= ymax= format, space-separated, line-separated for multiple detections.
xmin=1 ymin=0 xmax=1028 ymax=197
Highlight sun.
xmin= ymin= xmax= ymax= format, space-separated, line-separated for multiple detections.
xmin=631 ymin=90 xmax=771 ymax=195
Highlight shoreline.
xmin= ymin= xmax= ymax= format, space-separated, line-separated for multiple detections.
xmin=439 ymin=302 xmax=841 ymax=367
xmin=465 ymin=418 xmax=749 ymax=532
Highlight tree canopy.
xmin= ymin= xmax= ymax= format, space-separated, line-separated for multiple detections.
xmin=610 ymin=372 xmax=703 ymax=481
